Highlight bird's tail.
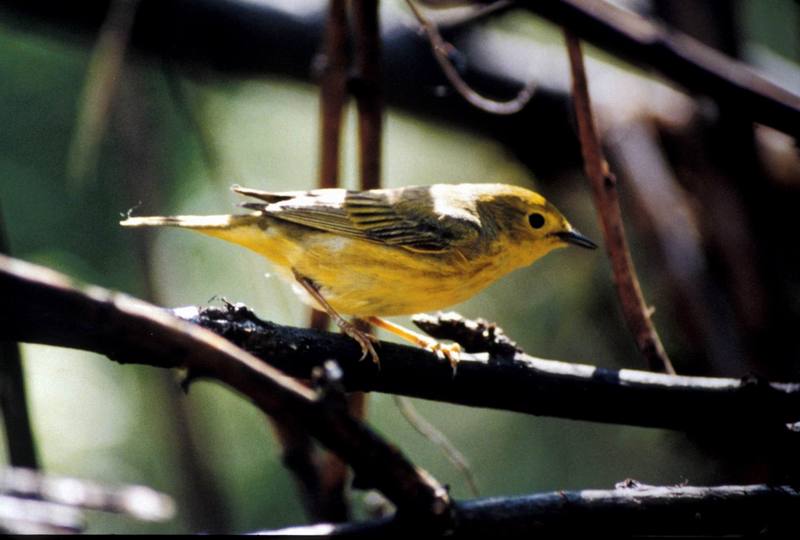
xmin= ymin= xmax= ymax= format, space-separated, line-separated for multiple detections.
xmin=120 ymin=212 xmax=270 ymax=255
xmin=120 ymin=213 xmax=260 ymax=231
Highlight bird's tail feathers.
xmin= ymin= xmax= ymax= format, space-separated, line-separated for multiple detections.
xmin=120 ymin=213 xmax=261 ymax=230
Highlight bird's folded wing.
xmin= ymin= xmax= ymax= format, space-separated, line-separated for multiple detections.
xmin=235 ymin=187 xmax=479 ymax=252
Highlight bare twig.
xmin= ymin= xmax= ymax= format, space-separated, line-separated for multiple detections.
xmin=565 ymin=31 xmax=675 ymax=375
xmin=0 ymin=467 xmax=175 ymax=522
xmin=405 ymin=0 xmax=537 ymax=115
xmin=300 ymin=0 xmax=353 ymax=521
xmin=605 ymin=119 xmax=742 ymax=375
xmin=0 ymin=205 xmax=39 ymax=470
xmin=393 ymin=396 xmax=479 ymax=497
xmin=352 ymin=0 xmax=384 ymax=189
xmin=66 ymin=0 xmax=141 ymax=185
xmin=317 ymin=0 xmax=350 ymax=192
xmin=256 ymin=484 xmax=800 ymax=536
xmin=425 ymin=0 xmax=515 ymax=30
xmin=0 ymin=255 xmax=451 ymax=521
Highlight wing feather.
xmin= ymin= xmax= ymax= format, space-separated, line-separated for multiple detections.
xmin=234 ymin=185 xmax=480 ymax=252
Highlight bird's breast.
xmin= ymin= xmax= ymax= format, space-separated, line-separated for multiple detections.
xmin=282 ymin=234 xmax=506 ymax=316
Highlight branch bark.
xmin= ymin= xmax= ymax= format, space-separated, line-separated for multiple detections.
xmin=4 ymin=256 xmax=799 ymax=439
xmin=256 ymin=484 xmax=800 ymax=536
xmin=0 ymin=254 xmax=451 ymax=522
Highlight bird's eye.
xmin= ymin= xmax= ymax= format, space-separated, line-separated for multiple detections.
xmin=528 ymin=213 xmax=545 ymax=229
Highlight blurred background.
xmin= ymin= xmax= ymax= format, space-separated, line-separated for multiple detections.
xmin=1 ymin=0 xmax=798 ymax=533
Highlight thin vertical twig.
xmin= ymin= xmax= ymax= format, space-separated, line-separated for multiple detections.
xmin=67 ymin=0 xmax=141 ymax=186
xmin=311 ymin=0 xmax=350 ymax=332
xmin=318 ymin=0 xmax=350 ymax=192
xmin=275 ymin=0 xmax=353 ymax=523
xmin=564 ymin=31 xmax=676 ymax=375
xmin=0 ymin=204 xmax=39 ymax=470
xmin=354 ymin=0 xmax=479 ymax=496
xmin=311 ymin=0 xmax=383 ymax=520
xmin=352 ymin=0 xmax=383 ymax=189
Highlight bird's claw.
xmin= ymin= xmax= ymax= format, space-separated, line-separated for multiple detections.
xmin=340 ymin=320 xmax=381 ymax=366
xmin=427 ymin=341 xmax=462 ymax=375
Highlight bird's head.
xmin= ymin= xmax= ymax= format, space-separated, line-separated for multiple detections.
xmin=473 ymin=184 xmax=597 ymax=269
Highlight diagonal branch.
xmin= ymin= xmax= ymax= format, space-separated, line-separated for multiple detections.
xmin=0 ymin=254 xmax=451 ymax=522
xmin=565 ymin=31 xmax=675 ymax=375
xmin=523 ymin=0 xmax=800 ymax=138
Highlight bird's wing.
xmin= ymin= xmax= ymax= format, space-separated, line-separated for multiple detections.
xmin=234 ymin=186 xmax=480 ymax=252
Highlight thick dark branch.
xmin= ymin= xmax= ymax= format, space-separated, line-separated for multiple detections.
xmin=0 ymin=255 xmax=450 ymax=521
xmin=257 ymin=484 xmax=800 ymax=536
xmin=4 ymin=259 xmax=798 ymax=437
xmin=177 ymin=305 xmax=800 ymax=439
xmin=2 ymin=0 xmax=797 ymax=138
xmin=0 ymin=205 xmax=39 ymax=470
xmin=522 ymin=0 xmax=800 ymax=137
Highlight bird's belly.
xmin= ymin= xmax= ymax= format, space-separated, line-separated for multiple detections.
xmin=288 ymin=236 xmax=498 ymax=316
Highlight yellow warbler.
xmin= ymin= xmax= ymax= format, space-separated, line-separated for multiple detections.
xmin=121 ymin=183 xmax=596 ymax=364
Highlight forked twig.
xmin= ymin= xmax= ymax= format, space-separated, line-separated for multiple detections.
xmin=0 ymin=254 xmax=451 ymax=520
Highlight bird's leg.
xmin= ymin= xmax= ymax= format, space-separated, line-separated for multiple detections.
xmin=366 ymin=316 xmax=462 ymax=372
xmin=292 ymin=270 xmax=380 ymax=365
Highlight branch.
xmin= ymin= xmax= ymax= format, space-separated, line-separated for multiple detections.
xmin=522 ymin=0 xmax=800 ymax=138
xmin=3 ymin=0 xmax=797 ymax=138
xmin=0 ymin=466 xmax=174 ymax=534
xmin=317 ymin=0 xmax=349 ymax=191
xmin=181 ymin=305 xmax=800 ymax=438
xmin=291 ymin=0 xmax=350 ymax=522
xmin=256 ymin=484 xmax=800 ymax=536
xmin=0 ymin=254 xmax=451 ymax=522
xmin=5 ymin=259 xmax=798 ymax=438
xmin=565 ymin=31 xmax=675 ymax=375
xmin=405 ymin=0 xmax=537 ymax=115
xmin=352 ymin=0 xmax=384 ymax=188
xmin=0 ymin=204 xmax=39 ymax=469
xmin=0 ymin=467 xmax=174 ymax=522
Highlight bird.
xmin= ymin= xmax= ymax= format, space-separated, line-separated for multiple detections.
xmin=121 ymin=183 xmax=597 ymax=366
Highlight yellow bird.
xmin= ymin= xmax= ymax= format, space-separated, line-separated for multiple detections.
xmin=121 ymin=183 xmax=596 ymax=365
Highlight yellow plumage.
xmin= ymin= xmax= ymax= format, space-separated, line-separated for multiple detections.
xmin=121 ymin=183 xmax=596 ymax=362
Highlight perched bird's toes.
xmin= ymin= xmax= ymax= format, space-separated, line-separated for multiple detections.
xmin=341 ymin=321 xmax=381 ymax=366
xmin=427 ymin=341 xmax=462 ymax=375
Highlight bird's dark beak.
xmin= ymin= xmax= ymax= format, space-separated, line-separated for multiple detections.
xmin=553 ymin=229 xmax=598 ymax=249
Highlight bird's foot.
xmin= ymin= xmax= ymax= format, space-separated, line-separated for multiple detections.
xmin=339 ymin=319 xmax=381 ymax=366
xmin=424 ymin=340 xmax=462 ymax=375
